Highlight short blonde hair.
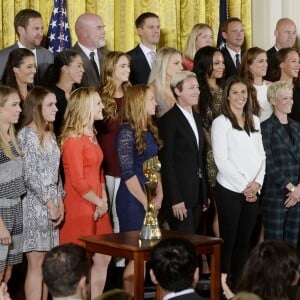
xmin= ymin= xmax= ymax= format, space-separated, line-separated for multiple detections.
xmin=170 ymin=70 xmax=197 ymax=99
xmin=267 ymin=81 xmax=293 ymax=103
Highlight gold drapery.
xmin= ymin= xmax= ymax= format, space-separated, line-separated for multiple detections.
xmin=0 ymin=0 xmax=252 ymax=51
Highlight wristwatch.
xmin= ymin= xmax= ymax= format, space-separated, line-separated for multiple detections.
xmin=290 ymin=185 xmax=296 ymax=192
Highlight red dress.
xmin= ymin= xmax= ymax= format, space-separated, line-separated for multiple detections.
xmin=60 ymin=135 xmax=112 ymax=245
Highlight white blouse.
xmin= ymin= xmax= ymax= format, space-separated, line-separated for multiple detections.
xmin=254 ymin=82 xmax=273 ymax=122
xmin=211 ymin=114 xmax=266 ymax=193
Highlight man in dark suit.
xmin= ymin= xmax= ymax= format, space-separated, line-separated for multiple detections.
xmin=72 ymin=13 xmax=110 ymax=87
xmin=0 ymin=9 xmax=53 ymax=85
xmin=158 ymin=71 xmax=208 ymax=233
xmin=150 ymin=237 xmax=204 ymax=300
xmin=220 ymin=17 xmax=244 ymax=80
xmin=265 ymin=18 xmax=297 ymax=81
xmin=127 ymin=12 xmax=160 ymax=84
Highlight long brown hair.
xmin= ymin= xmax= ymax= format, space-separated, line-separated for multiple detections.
xmin=222 ymin=76 xmax=257 ymax=133
xmin=240 ymin=47 xmax=266 ymax=116
xmin=122 ymin=85 xmax=162 ymax=154
xmin=0 ymin=85 xmax=22 ymax=158
xmin=99 ymin=51 xmax=131 ymax=120
xmin=20 ymin=86 xmax=54 ymax=149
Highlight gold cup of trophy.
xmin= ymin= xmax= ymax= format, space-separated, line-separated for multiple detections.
xmin=139 ymin=156 xmax=162 ymax=240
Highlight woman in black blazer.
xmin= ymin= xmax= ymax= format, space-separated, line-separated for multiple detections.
xmin=158 ymin=70 xmax=208 ymax=233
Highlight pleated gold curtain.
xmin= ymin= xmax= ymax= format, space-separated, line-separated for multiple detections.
xmin=0 ymin=0 xmax=252 ymax=51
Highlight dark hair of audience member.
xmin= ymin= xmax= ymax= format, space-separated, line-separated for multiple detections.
xmin=149 ymin=237 xmax=198 ymax=292
xmin=42 ymin=243 xmax=90 ymax=297
xmin=236 ymin=240 xmax=299 ymax=300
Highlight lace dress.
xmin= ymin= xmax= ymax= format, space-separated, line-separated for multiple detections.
xmin=116 ymin=124 xmax=159 ymax=232
xmin=204 ymin=86 xmax=223 ymax=190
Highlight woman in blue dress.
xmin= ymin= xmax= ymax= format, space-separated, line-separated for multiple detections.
xmin=116 ymin=84 xmax=163 ymax=295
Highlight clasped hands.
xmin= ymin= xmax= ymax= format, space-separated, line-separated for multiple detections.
xmin=94 ymin=199 xmax=108 ymax=221
xmin=285 ymin=184 xmax=300 ymax=208
xmin=47 ymin=199 xmax=64 ymax=227
xmin=243 ymin=181 xmax=260 ymax=202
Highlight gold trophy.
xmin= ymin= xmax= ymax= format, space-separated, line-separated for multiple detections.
xmin=139 ymin=156 xmax=162 ymax=240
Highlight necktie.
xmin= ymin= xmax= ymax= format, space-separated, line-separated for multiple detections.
xmin=89 ymin=51 xmax=100 ymax=79
xmin=235 ymin=53 xmax=241 ymax=70
xmin=149 ymin=50 xmax=156 ymax=67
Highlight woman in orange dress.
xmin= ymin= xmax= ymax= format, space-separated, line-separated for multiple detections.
xmin=59 ymin=87 xmax=112 ymax=298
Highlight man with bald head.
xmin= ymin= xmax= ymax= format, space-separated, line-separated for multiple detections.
xmin=265 ymin=18 xmax=297 ymax=80
xmin=72 ymin=13 xmax=109 ymax=87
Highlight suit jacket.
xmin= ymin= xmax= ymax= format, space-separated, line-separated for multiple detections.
xmin=221 ymin=46 xmax=242 ymax=80
xmin=261 ymin=113 xmax=300 ymax=200
xmin=127 ymin=45 xmax=151 ymax=84
xmin=265 ymin=46 xmax=278 ymax=81
xmin=72 ymin=42 xmax=109 ymax=87
xmin=0 ymin=42 xmax=53 ymax=85
xmin=167 ymin=291 xmax=203 ymax=300
xmin=158 ymin=105 xmax=207 ymax=211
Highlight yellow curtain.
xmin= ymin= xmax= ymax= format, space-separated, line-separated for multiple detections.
xmin=0 ymin=0 xmax=252 ymax=51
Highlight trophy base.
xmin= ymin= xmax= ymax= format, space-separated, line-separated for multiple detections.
xmin=139 ymin=225 xmax=161 ymax=240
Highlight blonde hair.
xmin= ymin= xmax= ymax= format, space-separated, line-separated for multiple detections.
xmin=122 ymin=85 xmax=162 ymax=154
xmin=99 ymin=51 xmax=131 ymax=119
xmin=59 ymin=87 xmax=99 ymax=148
xmin=184 ymin=23 xmax=213 ymax=61
xmin=148 ymin=47 xmax=182 ymax=105
xmin=20 ymin=86 xmax=54 ymax=150
xmin=267 ymin=81 xmax=293 ymax=104
xmin=0 ymin=85 xmax=22 ymax=159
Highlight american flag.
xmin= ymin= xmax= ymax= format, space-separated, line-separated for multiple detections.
xmin=46 ymin=0 xmax=71 ymax=54
xmin=217 ymin=0 xmax=229 ymax=50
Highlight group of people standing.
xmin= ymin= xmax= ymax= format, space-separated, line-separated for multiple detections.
xmin=0 ymin=6 xmax=299 ymax=300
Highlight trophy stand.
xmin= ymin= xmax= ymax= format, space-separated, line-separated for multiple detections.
xmin=139 ymin=156 xmax=162 ymax=240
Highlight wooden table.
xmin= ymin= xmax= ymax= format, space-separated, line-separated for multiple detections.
xmin=79 ymin=230 xmax=222 ymax=300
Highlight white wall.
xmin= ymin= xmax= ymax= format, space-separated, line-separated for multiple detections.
xmin=252 ymin=0 xmax=300 ymax=50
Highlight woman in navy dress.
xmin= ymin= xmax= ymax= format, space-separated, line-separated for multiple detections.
xmin=116 ymin=84 xmax=163 ymax=295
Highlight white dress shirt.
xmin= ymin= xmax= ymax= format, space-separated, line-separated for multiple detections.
xmin=77 ymin=42 xmax=100 ymax=71
xmin=211 ymin=114 xmax=266 ymax=193
xmin=139 ymin=43 xmax=156 ymax=68
xmin=176 ymin=104 xmax=199 ymax=148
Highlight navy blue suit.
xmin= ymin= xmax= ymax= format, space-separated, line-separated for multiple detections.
xmin=127 ymin=45 xmax=151 ymax=84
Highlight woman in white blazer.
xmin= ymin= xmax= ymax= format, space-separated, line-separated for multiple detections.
xmin=211 ymin=75 xmax=266 ymax=288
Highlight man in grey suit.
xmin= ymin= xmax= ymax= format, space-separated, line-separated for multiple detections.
xmin=72 ymin=13 xmax=109 ymax=87
xmin=0 ymin=9 xmax=53 ymax=85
